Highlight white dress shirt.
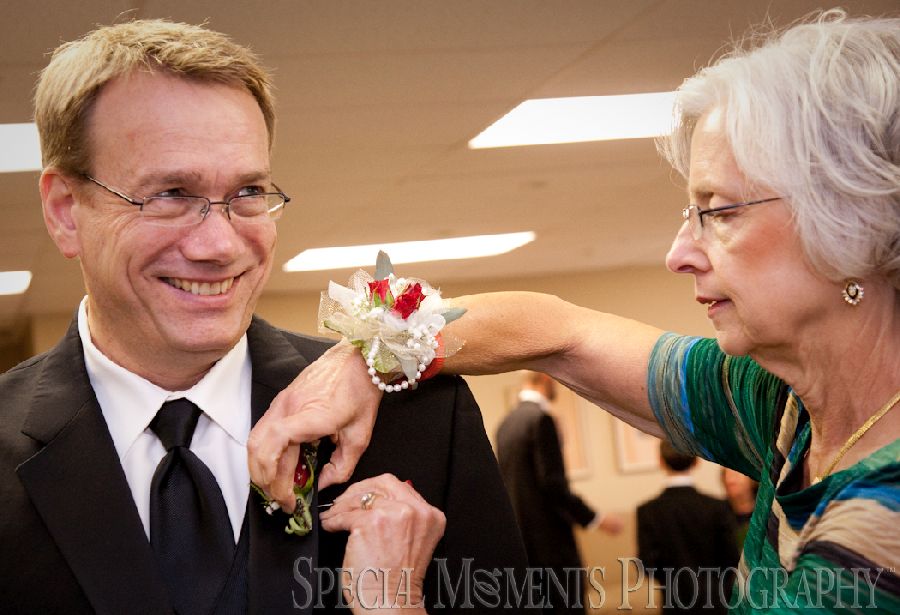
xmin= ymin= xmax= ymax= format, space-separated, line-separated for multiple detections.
xmin=518 ymin=388 xmax=551 ymax=411
xmin=78 ymin=298 xmax=251 ymax=542
xmin=664 ymin=474 xmax=696 ymax=488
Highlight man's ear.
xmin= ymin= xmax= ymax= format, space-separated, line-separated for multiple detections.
xmin=40 ymin=169 xmax=82 ymax=259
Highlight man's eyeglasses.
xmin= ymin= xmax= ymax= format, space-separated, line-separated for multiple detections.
xmin=81 ymin=175 xmax=290 ymax=227
xmin=681 ymin=196 xmax=781 ymax=241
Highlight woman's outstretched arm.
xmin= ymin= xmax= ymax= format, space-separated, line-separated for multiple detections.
xmin=444 ymin=292 xmax=665 ymax=436
xmin=249 ymin=291 xmax=667 ymax=509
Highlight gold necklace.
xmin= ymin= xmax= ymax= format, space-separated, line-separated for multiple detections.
xmin=813 ymin=389 xmax=900 ymax=484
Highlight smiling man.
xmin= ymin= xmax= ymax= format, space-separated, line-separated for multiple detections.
xmin=47 ymin=70 xmax=276 ymax=390
xmin=0 ymin=19 xmax=527 ymax=614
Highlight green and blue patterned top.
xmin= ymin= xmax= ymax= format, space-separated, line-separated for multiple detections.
xmin=648 ymin=333 xmax=900 ymax=613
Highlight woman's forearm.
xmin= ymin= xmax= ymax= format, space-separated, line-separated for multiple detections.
xmin=444 ymin=291 xmax=665 ymax=436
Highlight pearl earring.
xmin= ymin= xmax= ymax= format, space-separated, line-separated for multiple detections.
xmin=841 ymin=280 xmax=864 ymax=306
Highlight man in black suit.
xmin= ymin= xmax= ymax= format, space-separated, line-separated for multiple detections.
xmin=636 ymin=441 xmax=739 ymax=614
xmin=495 ymin=372 xmax=622 ymax=615
xmin=0 ymin=19 xmax=527 ymax=614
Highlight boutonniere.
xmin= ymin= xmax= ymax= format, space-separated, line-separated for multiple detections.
xmin=251 ymin=440 xmax=319 ymax=536
xmin=317 ymin=251 xmax=465 ymax=392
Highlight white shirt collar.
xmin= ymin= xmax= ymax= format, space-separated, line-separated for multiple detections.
xmin=665 ymin=474 xmax=695 ymax=488
xmin=518 ymin=388 xmax=551 ymax=411
xmin=77 ymin=297 xmax=251 ymax=461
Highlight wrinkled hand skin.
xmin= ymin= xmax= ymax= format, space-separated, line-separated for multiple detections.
xmin=320 ymin=474 xmax=446 ymax=614
xmin=248 ymin=342 xmax=382 ymax=512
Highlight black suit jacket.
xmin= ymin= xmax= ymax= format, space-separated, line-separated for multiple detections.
xmin=637 ymin=485 xmax=739 ymax=614
xmin=495 ymin=401 xmax=595 ymax=571
xmin=0 ymin=316 xmax=528 ymax=614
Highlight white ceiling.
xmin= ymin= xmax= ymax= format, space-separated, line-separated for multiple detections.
xmin=1 ymin=0 xmax=896 ymax=347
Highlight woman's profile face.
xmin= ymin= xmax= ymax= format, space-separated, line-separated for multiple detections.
xmin=666 ymin=107 xmax=841 ymax=360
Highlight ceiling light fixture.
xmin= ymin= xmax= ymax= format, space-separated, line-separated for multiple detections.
xmin=469 ymin=92 xmax=676 ymax=149
xmin=283 ymin=231 xmax=536 ymax=272
xmin=0 ymin=271 xmax=33 ymax=295
xmin=0 ymin=123 xmax=42 ymax=173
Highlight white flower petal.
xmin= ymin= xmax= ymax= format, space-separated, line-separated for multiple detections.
xmin=419 ymin=293 xmax=443 ymax=313
xmin=328 ymin=281 xmax=357 ymax=309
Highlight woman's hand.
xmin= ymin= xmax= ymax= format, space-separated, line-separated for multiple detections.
xmin=320 ymin=474 xmax=446 ymax=613
xmin=247 ymin=342 xmax=382 ymax=512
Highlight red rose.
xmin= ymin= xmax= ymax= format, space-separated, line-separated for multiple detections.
xmin=294 ymin=458 xmax=310 ymax=487
xmin=392 ymin=283 xmax=425 ymax=319
xmin=368 ymin=279 xmax=392 ymax=306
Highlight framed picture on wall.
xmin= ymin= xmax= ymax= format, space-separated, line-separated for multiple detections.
xmin=612 ymin=417 xmax=659 ymax=473
xmin=503 ymin=382 xmax=592 ymax=479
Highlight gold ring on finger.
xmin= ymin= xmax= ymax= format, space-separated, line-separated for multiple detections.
xmin=360 ymin=491 xmax=378 ymax=511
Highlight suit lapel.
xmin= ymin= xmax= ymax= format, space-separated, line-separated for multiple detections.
xmin=16 ymin=320 xmax=170 ymax=615
xmin=17 ymin=316 xmax=321 ymax=613
xmin=245 ymin=317 xmax=318 ymax=614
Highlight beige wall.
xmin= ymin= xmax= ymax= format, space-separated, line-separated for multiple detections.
xmin=29 ymin=312 xmax=73 ymax=357
xmin=0 ymin=332 xmax=30 ymax=372
xmin=29 ymin=264 xmax=725 ymax=613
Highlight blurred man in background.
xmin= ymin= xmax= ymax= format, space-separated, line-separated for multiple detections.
xmin=637 ymin=441 xmax=739 ymax=614
xmin=496 ymin=372 xmax=623 ymax=615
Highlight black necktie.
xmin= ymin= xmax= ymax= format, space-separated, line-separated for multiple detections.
xmin=149 ymin=398 xmax=235 ymax=614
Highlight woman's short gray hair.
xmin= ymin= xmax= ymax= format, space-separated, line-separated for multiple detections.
xmin=659 ymin=9 xmax=900 ymax=288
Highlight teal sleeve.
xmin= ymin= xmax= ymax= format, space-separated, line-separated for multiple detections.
xmin=647 ymin=333 xmax=785 ymax=481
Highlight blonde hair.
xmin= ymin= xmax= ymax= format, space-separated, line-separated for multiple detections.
xmin=659 ymin=9 xmax=900 ymax=288
xmin=34 ymin=19 xmax=276 ymax=175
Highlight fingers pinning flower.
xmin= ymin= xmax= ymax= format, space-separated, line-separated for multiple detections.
xmin=250 ymin=440 xmax=319 ymax=537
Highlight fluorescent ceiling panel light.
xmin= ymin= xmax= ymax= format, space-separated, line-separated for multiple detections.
xmin=0 ymin=123 xmax=41 ymax=173
xmin=283 ymin=231 xmax=535 ymax=272
xmin=0 ymin=271 xmax=33 ymax=295
xmin=469 ymin=92 xmax=676 ymax=148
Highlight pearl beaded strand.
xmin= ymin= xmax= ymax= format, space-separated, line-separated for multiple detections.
xmin=366 ymin=337 xmax=425 ymax=393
